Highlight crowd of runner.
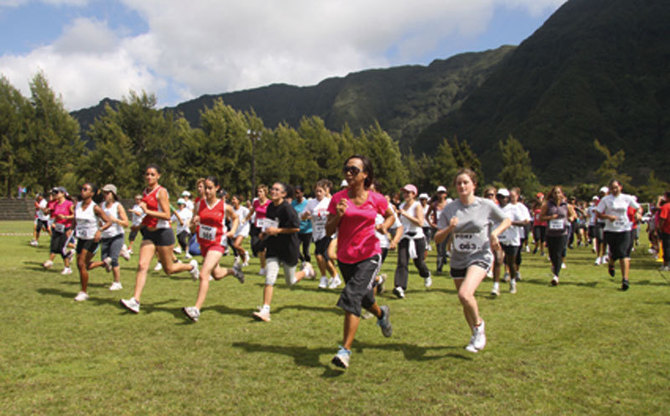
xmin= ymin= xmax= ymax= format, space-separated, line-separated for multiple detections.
xmin=27 ymin=157 xmax=669 ymax=370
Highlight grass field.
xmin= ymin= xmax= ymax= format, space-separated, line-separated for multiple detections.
xmin=1 ymin=221 xmax=668 ymax=415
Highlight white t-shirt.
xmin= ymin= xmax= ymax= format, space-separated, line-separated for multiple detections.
xmin=234 ymin=205 xmax=250 ymax=238
xmin=375 ymin=210 xmax=401 ymax=249
xmin=171 ymin=207 xmax=193 ymax=234
xmin=499 ymin=202 xmax=530 ymax=246
xmin=596 ymin=194 xmax=639 ymax=232
xmin=101 ymin=201 xmax=124 ymax=239
xmin=305 ymin=197 xmax=331 ymax=241
xmin=130 ymin=204 xmax=145 ymax=227
xmin=36 ymin=199 xmax=49 ymax=221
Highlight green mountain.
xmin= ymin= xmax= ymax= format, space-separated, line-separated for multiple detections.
xmin=71 ymin=46 xmax=513 ymax=149
xmin=416 ymin=0 xmax=670 ymax=184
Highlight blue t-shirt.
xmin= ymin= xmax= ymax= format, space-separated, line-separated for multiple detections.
xmin=292 ymin=198 xmax=312 ymax=234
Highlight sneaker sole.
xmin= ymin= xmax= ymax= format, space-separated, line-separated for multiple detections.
xmin=182 ymin=307 xmax=199 ymax=322
xmin=252 ymin=312 xmax=271 ymax=322
xmin=120 ymin=299 xmax=139 ymax=314
xmin=331 ymin=356 xmax=348 ymax=369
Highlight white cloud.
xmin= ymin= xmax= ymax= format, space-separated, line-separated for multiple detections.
xmin=0 ymin=0 xmax=567 ymax=109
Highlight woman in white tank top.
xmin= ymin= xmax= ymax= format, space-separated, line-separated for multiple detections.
xmin=74 ymin=183 xmax=112 ymax=302
xmin=88 ymin=184 xmax=129 ymax=291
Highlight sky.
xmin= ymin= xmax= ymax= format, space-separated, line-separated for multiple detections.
xmin=0 ymin=0 xmax=567 ymax=111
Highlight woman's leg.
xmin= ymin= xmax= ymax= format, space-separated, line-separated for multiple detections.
xmin=77 ymin=249 xmax=96 ymax=292
xmin=156 ymin=245 xmax=194 ymax=275
xmin=132 ymin=240 xmax=156 ymax=301
xmin=453 ymin=266 xmax=487 ymax=330
xmin=194 ymin=250 xmax=224 ymax=310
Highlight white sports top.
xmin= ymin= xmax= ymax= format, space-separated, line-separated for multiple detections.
xmin=101 ymin=201 xmax=124 ymax=239
xmin=75 ymin=201 xmax=98 ymax=240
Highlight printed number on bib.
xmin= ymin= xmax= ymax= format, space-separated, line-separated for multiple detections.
xmin=261 ymin=218 xmax=279 ymax=232
xmin=613 ymin=219 xmax=627 ymax=228
xmin=54 ymin=223 xmax=65 ymax=233
xmin=199 ymin=225 xmax=216 ymax=241
xmin=76 ymin=229 xmax=89 ymax=239
xmin=453 ymin=233 xmax=483 ymax=253
xmin=549 ymin=219 xmax=564 ymax=230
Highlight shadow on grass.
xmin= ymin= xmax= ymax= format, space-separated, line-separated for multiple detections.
xmin=520 ymin=278 xmax=601 ymax=288
xmin=232 ymin=340 xmax=470 ymax=378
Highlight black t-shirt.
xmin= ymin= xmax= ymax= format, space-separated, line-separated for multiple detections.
xmin=265 ymin=200 xmax=300 ymax=266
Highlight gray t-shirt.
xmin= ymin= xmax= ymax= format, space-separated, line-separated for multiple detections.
xmin=437 ymin=197 xmax=508 ymax=269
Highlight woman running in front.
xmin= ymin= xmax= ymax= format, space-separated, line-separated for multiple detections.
xmin=87 ymin=184 xmax=129 ymax=291
xmin=326 ymin=155 xmax=395 ymax=369
xmin=246 ymin=184 xmax=271 ymax=275
xmin=73 ymin=183 xmax=112 ymax=301
xmin=595 ymin=179 xmax=641 ymax=290
xmin=539 ymin=186 xmax=576 ymax=286
xmin=182 ymin=176 xmax=243 ymax=322
xmin=252 ymin=182 xmax=315 ymax=322
xmin=434 ymin=169 xmax=510 ymax=353
xmin=120 ymin=164 xmax=199 ymax=314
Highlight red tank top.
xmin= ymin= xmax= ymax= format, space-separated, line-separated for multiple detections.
xmin=197 ymin=199 xmax=226 ymax=246
xmin=141 ymin=186 xmax=169 ymax=229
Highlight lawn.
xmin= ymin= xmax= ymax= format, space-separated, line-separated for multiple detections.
xmin=1 ymin=221 xmax=668 ymax=415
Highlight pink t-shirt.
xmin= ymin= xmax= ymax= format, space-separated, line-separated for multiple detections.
xmin=328 ymin=189 xmax=388 ymax=264
xmin=52 ymin=199 xmax=74 ymax=227
xmin=253 ymin=198 xmax=271 ymax=227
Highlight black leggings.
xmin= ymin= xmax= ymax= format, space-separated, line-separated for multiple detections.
xmin=298 ymin=232 xmax=311 ymax=263
xmin=394 ymin=237 xmax=430 ymax=290
xmin=546 ymin=235 xmax=567 ymax=277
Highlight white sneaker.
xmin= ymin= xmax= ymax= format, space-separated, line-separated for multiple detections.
xmin=490 ymin=285 xmax=500 ymax=296
xmin=467 ymin=320 xmax=486 ymax=352
xmin=154 ymin=262 xmax=163 ymax=271
xmin=509 ymin=279 xmax=517 ymax=294
xmin=303 ymin=262 xmax=315 ymax=279
xmin=259 ymin=268 xmax=266 ymax=276
xmin=424 ymin=275 xmax=432 ymax=288
xmin=331 ymin=346 xmax=351 ymax=369
xmin=120 ymin=297 xmax=140 ymax=313
xmin=120 ymin=245 xmax=131 ymax=261
xmin=74 ymin=291 xmax=89 ymax=302
xmin=243 ymin=252 xmax=250 ymax=267
xmin=561 ymin=262 xmax=566 ymax=269
xmin=318 ymin=276 xmax=328 ymax=289
xmin=173 ymin=246 xmax=182 ymax=254
xmin=43 ymin=260 xmax=54 ymax=269
xmin=393 ymin=286 xmax=405 ymax=299
xmin=189 ymin=259 xmax=199 ymax=280
xmin=328 ymin=275 xmax=342 ymax=289
xmin=30 ymin=240 xmax=38 ymax=247
xmin=184 ymin=252 xmax=192 ymax=259
xmin=233 ymin=256 xmax=241 ymax=267
xmin=61 ymin=267 xmax=72 ymax=275
xmin=182 ymin=306 xmax=200 ymax=322
xmin=594 ymin=257 xmax=602 ymax=266
xmin=103 ymin=257 xmax=113 ymax=272
xmin=525 ymin=246 xmax=530 ymax=253
xmin=551 ymin=276 xmax=559 ymax=286
xmin=376 ymin=273 xmax=386 ymax=294
xmin=109 ymin=281 xmax=123 ymax=291
xmin=253 ymin=307 xmax=271 ymax=322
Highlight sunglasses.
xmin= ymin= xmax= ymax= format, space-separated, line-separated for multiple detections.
xmin=343 ymin=165 xmax=361 ymax=175
xmin=485 ymin=193 xmax=494 ymax=198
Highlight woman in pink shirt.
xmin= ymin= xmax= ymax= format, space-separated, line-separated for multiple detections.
xmin=326 ymin=155 xmax=395 ymax=370
xmin=43 ymin=187 xmax=75 ymax=274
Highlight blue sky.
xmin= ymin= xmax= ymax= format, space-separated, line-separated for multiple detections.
xmin=0 ymin=0 xmax=566 ymax=110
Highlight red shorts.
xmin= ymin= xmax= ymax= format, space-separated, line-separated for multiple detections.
xmin=199 ymin=242 xmax=225 ymax=257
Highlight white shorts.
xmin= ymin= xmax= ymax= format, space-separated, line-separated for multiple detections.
xmin=265 ymin=257 xmax=298 ymax=286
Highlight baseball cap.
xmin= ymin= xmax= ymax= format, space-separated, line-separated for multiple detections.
xmin=497 ymin=188 xmax=510 ymax=197
xmin=402 ymin=184 xmax=418 ymax=195
xmin=177 ymin=198 xmax=186 ymax=205
xmin=181 ymin=190 xmax=191 ymax=197
xmin=418 ymin=193 xmax=429 ymax=200
xmin=101 ymin=184 xmax=117 ymax=196
xmin=436 ymin=186 xmax=447 ymax=193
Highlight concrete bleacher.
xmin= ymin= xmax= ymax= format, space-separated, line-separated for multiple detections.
xmin=0 ymin=199 xmax=34 ymax=221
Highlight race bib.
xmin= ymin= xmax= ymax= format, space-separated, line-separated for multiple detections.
xmin=261 ymin=218 xmax=279 ymax=232
xmin=549 ymin=219 xmax=564 ymax=230
xmin=613 ymin=218 xmax=627 ymax=228
xmin=453 ymin=233 xmax=485 ymax=253
xmin=199 ymin=225 xmax=216 ymax=241
xmin=54 ymin=223 xmax=65 ymax=233
xmin=76 ymin=228 xmax=89 ymax=239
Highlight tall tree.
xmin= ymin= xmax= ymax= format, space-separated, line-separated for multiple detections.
xmin=498 ymin=135 xmax=539 ymax=195
xmin=593 ymin=139 xmax=631 ymax=187
xmin=452 ymin=137 xmax=484 ymax=184
xmin=0 ymin=76 xmax=30 ymax=196
xmin=430 ymin=138 xmax=459 ymax=191
xmin=359 ymin=121 xmax=406 ymax=194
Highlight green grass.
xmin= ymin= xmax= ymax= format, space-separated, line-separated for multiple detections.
xmin=1 ymin=221 xmax=668 ymax=415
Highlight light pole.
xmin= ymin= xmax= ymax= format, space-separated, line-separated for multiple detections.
xmin=247 ymin=129 xmax=262 ymax=193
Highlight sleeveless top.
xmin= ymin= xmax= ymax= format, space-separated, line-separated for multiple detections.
xmin=141 ymin=186 xmax=170 ymax=229
xmin=101 ymin=201 xmax=124 ymax=239
xmin=75 ymin=201 xmax=98 ymax=240
xmin=197 ymin=199 xmax=227 ymax=246
xmin=545 ymin=200 xmax=569 ymax=237
xmin=399 ymin=200 xmax=425 ymax=239
xmin=252 ymin=198 xmax=271 ymax=228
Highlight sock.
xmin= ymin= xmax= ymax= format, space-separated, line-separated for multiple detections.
xmin=493 ymin=282 xmax=499 ymax=290
xmin=262 ymin=304 xmax=270 ymax=312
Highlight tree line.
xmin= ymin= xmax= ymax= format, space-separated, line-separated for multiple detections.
xmin=1 ymin=73 xmax=667 ymax=203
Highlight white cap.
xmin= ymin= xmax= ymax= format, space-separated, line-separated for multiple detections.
xmin=436 ymin=186 xmax=447 ymax=193
xmin=181 ymin=190 xmax=191 ymax=197
xmin=497 ymin=188 xmax=510 ymax=197
xmin=599 ymin=186 xmax=609 ymax=194
xmin=418 ymin=193 xmax=429 ymax=200
xmin=177 ymin=198 xmax=186 ymax=205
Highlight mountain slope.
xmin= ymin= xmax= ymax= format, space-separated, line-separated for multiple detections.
xmin=416 ymin=0 xmax=670 ymax=183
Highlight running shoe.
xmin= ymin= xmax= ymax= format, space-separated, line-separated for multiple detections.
xmin=109 ymin=281 xmax=123 ymax=291
xmin=103 ymin=257 xmax=113 ymax=273
xmin=182 ymin=306 xmax=200 ymax=322
xmin=594 ymin=257 xmax=601 ymax=266
xmin=74 ymin=291 xmax=89 ymax=302
xmin=258 ymin=268 xmax=266 ymax=276
xmin=561 ymin=262 xmax=567 ymax=269
xmin=424 ymin=275 xmax=432 ymax=288
xmin=233 ymin=256 xmax=241 ymax=267
xmin=243 ymin=252 xmax=250 ymax=267
xmin=65 ymin=249 xmax=75 ymax=261
xmin=503 ymin=272 xmax=510 ymax=283
xmin=30 ymin=240 xmax=38 ymax=247
xmin=189 ymin=259 xmax=199 ymax=280
xmin=470 ymin=320 xmax=486 ymax=351
xmin=331 ymin=346 xmax=351 ymax=369
xmin=61 ymin=267 xmax=72 ymax=275
xmin=173 ymin=246 xmax=182 ymax=254
xmin=184 ymin=252 xmax=192 ymax=260
xmin=318 ymin=276 xmax=328 ymax=289
xmin=490 ymin=286 xmax=500 ymax=296
xmin=551 ymin=276 xmax=559 ymax=286
xmin=377 ymin=305 xmax=392 ymax=337
xmin=120 ymin=245 xmax=131 ymax=260
xmin=377 ymin=273 xmax=386 ymax=295
xmin=328 ymin=275 xmax=342 ymax=289
xmin=120 ymin=297 xmax=140 ymax=313
xmin=465 ymin=337 xmax=478 ymax=353
xmin=608 ymin=263 xmax=615 ymax=278
xmin=253 ymin=307 xmax=271 ymax=322
xmin=232 ymin=263 xmax=245 ymax=284
xmin=509 ymin=279 xmax=517 ymax=294
xmin=154 ymin=262 xmax=163 ymax=272
xmin=621 ymin=279 xmax=630 ymax=291
xmin=392 ymin=286 xmax=405 ymax=299
xmin=303 ymin=262 xmax=315 ymax=279
xmin=43 ymin=260 xmax=53 ymax=269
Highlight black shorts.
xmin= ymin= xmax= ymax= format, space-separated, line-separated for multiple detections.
xmin=35 ymin=219 xmax=50 ymax=233
xmin=141 ymin=227 xmax=175 ymax=247
xmin=76 ymin=238 xmax=99 ymax=254
xmin=336 ymin=254 xmax=382 ymax=317
xmin=604 ymin=230 xmax=632 ymax=261
xmin=594 ymin=223 xmax=605 ymax=241
xmin=50 ymin=229 xmax=71 ymax=257
xmin=533 ymin=225 xmax=546 ymax=243
xmin=450 ymin=260 xmax=490 ymax=279
xmin=314 ymin=236 xmax=332 ymax=258
xmin=501 ymin=244 xmax=520 ymax=260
